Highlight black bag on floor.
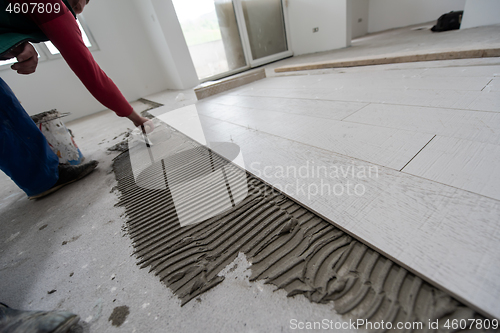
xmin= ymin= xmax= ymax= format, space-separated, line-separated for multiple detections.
xmin=431 ymin=11 xmax=463 ymax=32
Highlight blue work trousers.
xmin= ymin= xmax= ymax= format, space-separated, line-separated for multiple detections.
xmin=0 ymin=77 xmax=59 ymax=197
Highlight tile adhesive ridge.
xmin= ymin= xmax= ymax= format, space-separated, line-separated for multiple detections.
xmin=112 ymin=127 xmax=492 ymax=331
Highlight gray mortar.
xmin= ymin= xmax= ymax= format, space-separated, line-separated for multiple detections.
xmin=137 ymin=98 xmax=164 ymax=119
xmin=112 ymin=131 xmax=495 ymax=332
xmin=108 ymin=305 xmax=130 ymax=327
xmin=107 ymin=132 xmax=130 ymax=153
xmin=30 ymin=109 xmax=65 ymax=124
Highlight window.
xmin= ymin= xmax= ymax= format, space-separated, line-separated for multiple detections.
xmin=0 ymin=15 xmax=97 ymax=70
xmin=0 ymin=58 xmax=18 ymax=67
xmin=44 ymin=17 xmax=97 ymax=56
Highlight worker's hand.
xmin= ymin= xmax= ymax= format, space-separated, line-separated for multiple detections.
xmin=127 ymin=111 xmax=154 ymax=133
xmin=10 ymin=43 xmax=38 ymax=75
xmin=140 ymin=119 xmax=154 ymax=134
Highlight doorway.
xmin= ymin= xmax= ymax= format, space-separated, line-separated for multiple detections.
xmin=172 ymin=0 xmax=292 ymax=81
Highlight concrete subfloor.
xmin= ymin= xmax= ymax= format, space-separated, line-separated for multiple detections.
xmin=1 ymin=24 xmax=500 ymax=332
xmin=1 ymin=99 xmax=355 ymax=333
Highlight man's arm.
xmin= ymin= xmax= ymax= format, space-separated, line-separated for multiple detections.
xmin=10 ymin=0 xmax=149 ymax=126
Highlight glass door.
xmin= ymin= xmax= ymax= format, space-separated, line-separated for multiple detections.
xmin=172 ymin=0 xmax=249 ymax=80
xmin=172 ymin=0 xmax=292 ymax=81
xmin=236 ymin=0 xmax=292 ymax=67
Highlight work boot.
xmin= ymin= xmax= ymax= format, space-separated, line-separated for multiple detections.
xmin=0 ymin=303 xmax=79 ymax=333
xmin=29 ymin=160 xmax=99 ymax=200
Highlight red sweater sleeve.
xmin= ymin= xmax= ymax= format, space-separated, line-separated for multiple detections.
xmin=36 ymin=6 xmax=133 ymax=117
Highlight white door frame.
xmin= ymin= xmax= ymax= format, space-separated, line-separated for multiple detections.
xmin=233 ymin=0 xmax=293 ymax=68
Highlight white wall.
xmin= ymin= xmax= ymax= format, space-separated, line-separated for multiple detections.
xmin=2 ymin=0 xmax=198 ymax=122
xmin=368 ymin=0 xmax=466 ymax=33
xmin=346 ymin=0 xmax=352 ymax=44
xmin=150 ymin=0 xmax=199 ymax=89
xmin=287 ymin=0 xmax=351 ymax=56
xmin=461 ymin=0 xmax=500 ymax=30
xmin=352 ymin=0 xmax=369 ymax=38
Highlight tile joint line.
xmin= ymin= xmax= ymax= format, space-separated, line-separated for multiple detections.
xmin=399 ymin=134 xmax=436 ymax=172
xmin=481 ymin=78 xmax=493 ymax=91
xmin=340 ymin=103 xmax=371 ymax=121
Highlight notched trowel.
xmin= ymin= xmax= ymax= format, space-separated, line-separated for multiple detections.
xmin=129 ymin=118 xmax=169 ymax=147
xmin=140 ymin=124 xmax=154 ymax=147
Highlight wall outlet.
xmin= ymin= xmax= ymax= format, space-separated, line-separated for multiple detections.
xmin=313 ymin=27 xmax=319 ymax=33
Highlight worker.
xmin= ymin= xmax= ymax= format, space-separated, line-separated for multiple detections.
xmin=0 ymin=0 xmax=149 ymax=331
xmin=0 ymin=0 xmax=150 ymax=199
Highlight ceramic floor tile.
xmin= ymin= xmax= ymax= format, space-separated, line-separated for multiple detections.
xmin=155 ymin=112 xmax=500 ymax=318
xmin=203 ymin=95 xmax=367 ymax=121
xmin=145 ymin=59 xmax=500 ymax=318
xmin=343 ymin=103 xmax=500 ymax=145
xmin=402 ymin=136 xmax=500 ymax=200
xmin=197 ymin=103 xmax=433 ymax=170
